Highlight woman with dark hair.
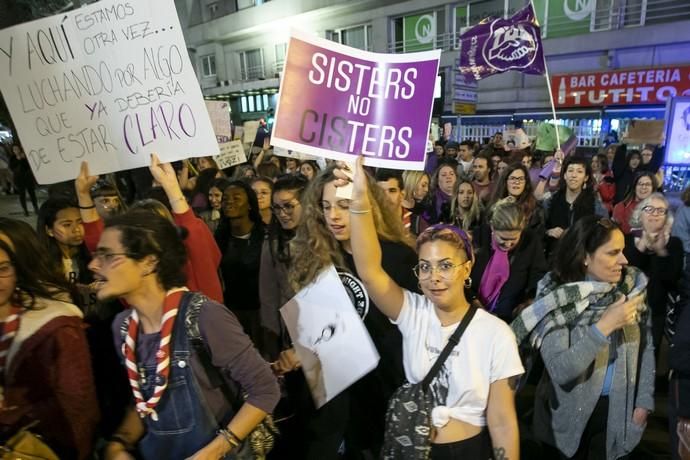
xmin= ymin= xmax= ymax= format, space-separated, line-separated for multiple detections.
xmin=299 ymin=160 xmax=321 ymax=181
xmin=189 ymin=167 xmax=220 ymax=213
xmin=286 ymin=165 xmax=418 ymax=459
xmin=590 ymin=153 xmax=615 ymax=215
xmin=77 ymin=159 xmax=224 ymax=303
xmin=215 ymin=180 xmax=265 ymax=345
xmin=341 ymin=157 xmax=523 ymax=459
xmin=8 ymin=144 xmax=38 ymax=216
xmin=471 ymin=198 xmax=547 ymax=323
xmin=91 ymin=212 xmax=279 ymax=460
xmin=543 ymin=156 xmax=607 ymax=258
xmin=612 ymin=144 xmax=663 ymax=204
xmin=259 ymin=174 xmax=309 ymax=360
xmin=251 ymin=176 xmax=274 ymax=225
xmin=489 ymin=163 xmax=544 ymax=234
xmin=36 ymin=197 xmax=91 ymax=286
xmin=512 ymin=216 xmax=655 ymax=460
xmin=427 ymin=161 xmax=458 ymax=224
xmin=612 ymin=172 xmax=656 ymax=234
xmin=199 ymin=177 xmax=231 ymax=234
xmin=0 ymin=218 xmax=99 ymax=459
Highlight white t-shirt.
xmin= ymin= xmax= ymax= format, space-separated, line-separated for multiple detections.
xmin=394 ymin=289 xmax=524 ymax=427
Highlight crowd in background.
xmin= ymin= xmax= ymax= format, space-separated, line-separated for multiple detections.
xmin=0 ymin=130 xmax=689 ymax=460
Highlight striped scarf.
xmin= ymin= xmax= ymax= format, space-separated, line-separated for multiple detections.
xmin=123 ymin=291 xmax=183 ymax=420
xmin=511 ymin=266 xmax=648 ymax=351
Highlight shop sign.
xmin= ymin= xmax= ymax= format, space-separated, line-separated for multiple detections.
xmin=551 ymin=66 xmax=690 ymax=108
xmin=453 ymin=102 xmax=476 ymax=114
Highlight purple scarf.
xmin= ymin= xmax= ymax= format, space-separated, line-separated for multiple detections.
xmin=478 ymin=236 xmax=510 ymax=312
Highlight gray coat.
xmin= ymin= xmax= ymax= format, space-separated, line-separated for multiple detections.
xmin=534 ymin=312 xmax=655 ymax=459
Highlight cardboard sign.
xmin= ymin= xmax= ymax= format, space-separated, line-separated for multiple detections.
xmin=242 ymin=120 xmax=259 ymax=145
xmin=205 ymin=100 xmax=232 ymax=143
xmin=623 ymin=120 xmax=665 ymax=145
xmin=272 ymin=29 xmax=440 ymax=171
xmin=213 ymin=140 xmax=247 ymax=169
xmin=0 ymin=0 xmax=217 ymax=184
xmin=280 ymin=266 xmax=380 ymax=408
xmin=552 ymin=66 xmax=690 ymax=108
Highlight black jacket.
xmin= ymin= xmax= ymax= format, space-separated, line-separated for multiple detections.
xmin=612 ymin=144 xmax=664 ymax=204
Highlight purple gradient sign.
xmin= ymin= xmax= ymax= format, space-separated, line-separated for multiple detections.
xmin=458 ymin=3 xmax=545 ymax=83
xmin=272 ymin=30 xmax=440 ymax=170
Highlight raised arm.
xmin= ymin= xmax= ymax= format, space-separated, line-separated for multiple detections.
xmin=336 ymin=157 xmax=405 ymax=320
xmin=75 ymin=161 xmax=100 ymax=224
xmin=149 ymin=154 xmax=190 ymax=214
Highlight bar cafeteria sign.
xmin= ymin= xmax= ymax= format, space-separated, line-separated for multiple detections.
xmin=552 ymin=65 xmax=690 ymax=108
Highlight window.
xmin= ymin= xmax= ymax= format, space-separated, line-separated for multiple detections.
xmin=200 ymin=54 xmax=216 ymax=78
xmin=208 ymin=2 xmax=218 ymax=17
xmin=327 ymin=25 xmax=372 ymax=51
xmin=393 ymin=10 xmax=445 ymax=53
xmin=240 ymin=96 xmax=248 ymax=112
xmin=237 ymin=0 xmax=255 ymax=10
xmin=240 ymin=49 xmax=264 ymax=80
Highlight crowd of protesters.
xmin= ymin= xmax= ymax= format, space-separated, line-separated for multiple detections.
xmin=0 ymin=130 xmax=688 ymax=460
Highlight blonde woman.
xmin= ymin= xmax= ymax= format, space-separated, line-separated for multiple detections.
xmin=449 ymin=179 xmax=483 ymax=238
xmin=286 ymin=165 xmax=418 ymax=459
xmin=401 ymin=170 xmax=430 ymax=235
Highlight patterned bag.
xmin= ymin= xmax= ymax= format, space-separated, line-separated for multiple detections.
xmin=382 ymin=307 xmax=476 ymax=460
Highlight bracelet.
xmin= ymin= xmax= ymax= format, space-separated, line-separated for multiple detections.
xmin=349 ymin=208 xmax=371 ymax=214
xmin=217 ymin=429 xmax=240 ymax=449
xmin=78 ymin=204 xmax=96 ymax=209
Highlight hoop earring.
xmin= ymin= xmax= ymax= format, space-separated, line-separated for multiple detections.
xmin=464 ymin=277 xmax=472 ymax=289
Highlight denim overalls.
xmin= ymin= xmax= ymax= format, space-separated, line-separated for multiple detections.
xmin=136 ymin=295 xmax=222 ymax=460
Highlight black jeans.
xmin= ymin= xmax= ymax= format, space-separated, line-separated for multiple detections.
xmin=430 ymin=430 xmax=493 ymax=460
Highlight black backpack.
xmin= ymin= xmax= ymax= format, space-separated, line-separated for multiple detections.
xmin=381 ymin=306 xmax=476 ymax=460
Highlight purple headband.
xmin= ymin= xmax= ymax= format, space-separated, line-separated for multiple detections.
xmin=420 ymin=224 xmax=475 ymax=262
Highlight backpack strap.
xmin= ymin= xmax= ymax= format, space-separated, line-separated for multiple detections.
xmin=184 ymin=292 xmax=242 ymax=412
xmin=421 ymin=306 xmax=477 ymax=391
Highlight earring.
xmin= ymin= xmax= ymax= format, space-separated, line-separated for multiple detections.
xmin=417 ymin=281 xmax=422 ymax=291
xmin=464 ymin=277 xmax=472 ymax=289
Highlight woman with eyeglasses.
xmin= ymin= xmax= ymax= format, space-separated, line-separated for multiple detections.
xmin=76 ymin=158 xmax=224 ymax=304
xmin=0 ymin=218 xmax=99 ymax=459
xmin=339 ymin=157 xmax=523 ymax=459
xmin=470 ymin=198 xmax=547 ymax=323
xmin=612 ymin=144 xmax=663 ymax=205
xmin=198 ymin=178 xmax=231 ymax=234
xmin=624 ymin=193 xmax=683 ymax=355
xmin=286 ymin=165 xmax=418 ymax=459
xmin=612 ymin=172 xmax=657 ymax=235
xmin=488 ymin=163 xmax=544 ymax=238
xmin=512 ymin=216 xmax=655 ymax=460
xmin=89 ymin=212 xmax=279 ymax=460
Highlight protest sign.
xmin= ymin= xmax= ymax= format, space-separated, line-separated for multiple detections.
xmin=0 ymin=0 xmax=217 ymax=184
xmin=272 ymin=29 xmax=440 ymax=171
xmin=205 ymin=100 xmax=232 ymax=143
xmin=280 ymin=265 xmax=380 ymax=408
xmin=213 ymin=140 xmax=247 ymax=169
xmin=623 ymin=120 xmax=665 ymax=145
xmin=242 ymin=120 xmax=259 ymax=145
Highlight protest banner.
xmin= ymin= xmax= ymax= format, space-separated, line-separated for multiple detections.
xmin=623 ymin=120 xmax=665 ymax=145
xmin=272 ymin=29 xmax=440 ymax=171
xmin=213 ymin=140 xmax=247 ymax=169
xmin=0 ymin=0 xmax=217 ymax=184
xmin=205 ymin=100 xmax=232 ymax=143
xmin=242 ymin=120 xmax=259 ymax=145
xmin=280 ymin=265 xmax=380 ymax=408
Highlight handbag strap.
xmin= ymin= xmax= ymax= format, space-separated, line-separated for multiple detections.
xmin=421 ymin=306 xmax=477 ymax=390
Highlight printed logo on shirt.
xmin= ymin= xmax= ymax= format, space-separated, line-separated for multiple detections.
xmin=338 ymin=271 xmax=370 ymax=319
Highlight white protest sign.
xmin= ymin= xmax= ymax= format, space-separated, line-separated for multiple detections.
xmin=242 ymin=120 xmax=259 ymax=145
xmin=0 ymin=0 xmax=218 ymax=184
xmin=280 ymin=265 xmax=380 ymax=408
xmin=213 ymin=140 xmax=247 ymax=169
xmin=205 ymin=100 xmax=232 ymax=143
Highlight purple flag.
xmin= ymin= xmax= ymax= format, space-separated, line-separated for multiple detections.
xmin=458 ymin=4 xmax=545 ymax=83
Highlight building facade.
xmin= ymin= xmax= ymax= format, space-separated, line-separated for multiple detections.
xmin=176 ymin=0 xmax=690 ymax=150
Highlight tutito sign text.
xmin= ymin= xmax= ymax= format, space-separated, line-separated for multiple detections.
xmin=551 ymin=65 xmax=690 ymax=108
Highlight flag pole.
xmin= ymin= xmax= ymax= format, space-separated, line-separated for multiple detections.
xmin=530 ymin=0 xmax=560 ymax=150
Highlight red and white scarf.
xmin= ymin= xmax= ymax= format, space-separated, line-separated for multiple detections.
xmin=123 ymin=291 xmax=184 ymax=420
xmin=0 ymin=305 xmax=22 ymax=403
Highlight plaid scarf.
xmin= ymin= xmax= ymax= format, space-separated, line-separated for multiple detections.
xmin=511 ymin=266 xmax=648 ymax=351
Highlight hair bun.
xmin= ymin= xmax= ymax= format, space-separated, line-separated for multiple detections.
xmin=176 ymin=225 xmax=189 ymax=241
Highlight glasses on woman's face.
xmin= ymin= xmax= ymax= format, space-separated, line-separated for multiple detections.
xmin=0 ymin=261 xmax=15 ymax=278
xmin=642 ymin=205 xmax=667 ymax=216
xmin=507 ymin=175 xmax=526 ymax=184
xmin=271 ymin=202 xmax=300 ymax=215
xmin=637 ymin=181 xmax=653 ymax=189
xmin=413 ymin=260 xmax=462 ymax=280
xmin=91 ymin=249 xmax=136 ymax=266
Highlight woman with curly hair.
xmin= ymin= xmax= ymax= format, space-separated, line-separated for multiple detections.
xmin=0 ymin=218 xmax=99 ymax=459
xmin=286 ymin=165 xmax=418 ymax=460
